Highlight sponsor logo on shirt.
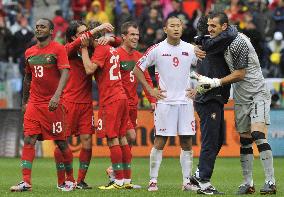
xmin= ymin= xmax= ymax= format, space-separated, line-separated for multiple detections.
xmin=162 ymin=53 xmax=171 ymax=56
xmin=182 ymin=52 xmax=189 ymax=56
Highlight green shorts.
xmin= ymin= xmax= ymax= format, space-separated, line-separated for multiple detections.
xmin=234 ymin=98 xmax=271 ymax=133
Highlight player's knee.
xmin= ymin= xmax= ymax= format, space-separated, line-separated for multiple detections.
xmin=240 ymin=137 xmax=253 ymax=154
xmin=119 ymin=136 xmax=128 ymax=146
xmin=154 ymin=136 xmax=167 ymax=150
xmin=179 ymin=136 xmax=192 ymax=150
xmin=251 ymin=131 xmax=271 ymax=152
xmin=80 ymin=134 xmax=92 ymax=149
xmin=126 ymin=130 xmax=136 ymax=145
xmin=55 ymin=140 xmax=68 ymax=151
xmin=24 ymin=136 xmax=37 ymax=145
xmin=107 ymin=137 xmax=119 ymax=147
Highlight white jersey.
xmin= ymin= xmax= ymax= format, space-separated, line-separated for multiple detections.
xmin=137 ymin=39 xmax=197 ymax=104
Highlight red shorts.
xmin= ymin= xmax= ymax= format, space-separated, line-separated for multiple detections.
xmin=24 ymin=102 xmax=67 ymax=141
xmin=63 ymin=100 xmax=94 ymax=136
xmin=96 ymin=99 xmax=129 ymax=138
xmin=126 ymin=107 xmax=138 ymax=130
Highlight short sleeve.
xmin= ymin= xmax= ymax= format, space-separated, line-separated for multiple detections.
xmin=91 ymin=45 xmax=108 ymax=68
xmin=229 ymin=37 xmax=249 ymax=70
xmin=24 ymin=51 xmax=31 ymax=74
xmin=135 ymin=44 xmax=157 ymax=71
xmin=56 ymin=45 xmax=70 ymax=69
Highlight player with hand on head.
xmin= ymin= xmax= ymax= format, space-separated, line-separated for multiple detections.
xmin=10 ymin=18 xmax=71 ymax=192
xmin=133 ymin=16 xmax=198 ymax=192
xmin=81 ymin=21 xmax=132 ymax=190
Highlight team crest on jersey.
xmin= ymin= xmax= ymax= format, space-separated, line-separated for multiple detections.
xmin=182 ymin=52 xmax=189 ymax=56
xmin=211 ymin=113 xmax=216 ymax=120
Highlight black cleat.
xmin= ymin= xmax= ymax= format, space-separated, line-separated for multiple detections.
xmin=197 ymin=185 xmax=225 ymax=195
xmin=76 ymin=181 xmax=92 ymax=189
xmin=236 ymin=184 xmax=255 ymax=195
xmin=260 ymin=181 xmax=276 ymax=195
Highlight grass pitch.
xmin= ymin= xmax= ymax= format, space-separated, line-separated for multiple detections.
xmin=0 ymin=157 xmax=283 ymax=196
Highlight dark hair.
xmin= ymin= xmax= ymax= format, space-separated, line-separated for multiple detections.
xmin=88 ymin=21 xmax=103 ymax=39
xmin=197 ymin=15 xmax=208 ymax=36
xmin=39 ymin=18 xmax=54 ymax=30
xmin=208 ymin=11 xmax=228 ymax=25
xmin=55 ymin=9 xmax=63 ymax=16
xmin=121 ymin=21 xmax=139 ymax=35
xmin=164 ymin=16 xmax=182 ymax=27
xmin=66 ymin=20 xmax=86 ymax=43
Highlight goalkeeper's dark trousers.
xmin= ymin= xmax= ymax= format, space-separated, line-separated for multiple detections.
xmin=194 ymin=101 xmax=225 ymax=182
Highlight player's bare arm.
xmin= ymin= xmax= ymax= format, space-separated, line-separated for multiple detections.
xmin=90 ymin=23 xmax=114 ymax=35
xmin=81 ymin=47 xmax=98 ymax=74
xmin=186 ymin=88 xmax=197 ymax=99
xmin=22 ymin=73 xmax=32 ymax=113
xmin=49 ymin=68 xmax=69 ymax=111
xmin=220 ymin=68 xmax=246 ymax=85
xmin=133 ymin=66 xmax=166 ymax=100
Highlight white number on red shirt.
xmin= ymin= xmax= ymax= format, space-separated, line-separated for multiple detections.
xmin=34 ymin=65 xmax=43 ymax=77
xmin=52 ymin=122 xmax=62 ymax=134
xmin=109 ymin=55 xmax=121 ymax=80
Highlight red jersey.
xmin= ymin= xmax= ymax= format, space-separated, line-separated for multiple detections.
xmin=25 ymin=41 xmax=70 ymax=104
xmin=63 ymin=37 xmax=93 ymax=103
xmin=92 ymin=45 xmax=127 ymax=107
xmin=117 ymin=47 xmax=156 ymax=107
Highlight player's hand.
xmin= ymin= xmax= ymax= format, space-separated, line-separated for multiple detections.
xmin=95 ymin=23 xmax=114 ymax=33
xmin=150 ymin=102 xmax=156 ymax=113
xmin=186 ymin=88 xmax=197 ymax=99
xmin=22 ymin=103 xmax=27 ymax=114
xmin=80 ymin=34 xmax=89 ymax=48
xmin=194 ymin=45 xmax=206 ymax=59
xmin=149 ymin=88 xmax=166 ymax=100
xmin=198 ymin=76 xmax=221 ymax=89
xmin=49 ymin=94 xmax=60 ymax=111
xmin=97 ymin=36 xmax=112 ymax=45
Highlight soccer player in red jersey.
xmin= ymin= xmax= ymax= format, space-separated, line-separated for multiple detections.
xmin=10 ymin=18 xmax=72 ymax=192
xmin=53 ymin=20 xmax=115 ymax=190
xmin=81 ymin=21 xmax=132 ymax=190
xmin=105 ymin=21 xmax=156 ymax=188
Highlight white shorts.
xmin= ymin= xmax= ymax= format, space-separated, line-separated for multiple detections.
xmin=154 ymin=103 xmax=196 ymax=136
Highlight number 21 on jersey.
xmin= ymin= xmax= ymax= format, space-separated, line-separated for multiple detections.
xmin=109 ymin=55 xmax=121 ymax=80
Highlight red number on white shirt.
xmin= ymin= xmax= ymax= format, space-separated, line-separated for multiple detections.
xmin=173 ymin=57 xmax=179 ymax=67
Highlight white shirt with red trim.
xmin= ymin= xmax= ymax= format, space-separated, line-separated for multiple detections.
xmin=136 ymin=39 xmax=197 ymax=104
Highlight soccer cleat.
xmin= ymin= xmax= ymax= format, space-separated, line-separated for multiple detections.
xmin=58 ymin=181 xmax=76 ymax=192
xmin=10 ymin=181 xmax=32 ymax=192
xmin=76 ymin=181 xmax=92 ymax=189
xmin=236 ymin=184 xmax=255 ymax=195
xmin=197 ymin=185 xmax=225 ymax=195
xmin=148 ymin=181 xmax=158 ymax=192
xmin=182 ymin=182 xmax=200 ymax=191
xmin=260 ymin=181 xmax=276 ymax=195
xmin=98 ymin=182 xmax=123 ymax=190
xmin=190 ymin=174 xmax=201 ymax=188
xmin=123 ymin=183 xmax=135 ymax=189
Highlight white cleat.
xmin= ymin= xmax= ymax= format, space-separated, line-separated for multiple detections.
xmin=10 ymin=181 xmax=32 ymax=192
xmin=148 ymin=181 xmax=158 ymax=192
xmin=182 ymin=182 xmax=200 ymax=191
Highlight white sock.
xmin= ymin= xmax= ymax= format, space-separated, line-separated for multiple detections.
xmin=124 ymin=179 xmax=131 ymax=184
xmin=180 ymin=149 xmax=193 ymax=185
xmin=149 ymin=147 xmax=163 ymax=182
xmin=115 ymin=179 xmax=124 ymax=186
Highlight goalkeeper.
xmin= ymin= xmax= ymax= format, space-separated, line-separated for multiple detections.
xmin=188 ymin=14 xmax=237 ymax=195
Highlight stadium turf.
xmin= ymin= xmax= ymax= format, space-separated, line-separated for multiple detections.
xmin=0 ymin=157 xmax=283 ymax=196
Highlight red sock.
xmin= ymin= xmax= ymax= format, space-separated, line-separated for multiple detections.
xmin=54 ymin=147 xmax=65 ymax=185
xmin=109 ymin=145 xmax=123 ymax=180
xmin=61 ymin=147 xmax=75 ymax=182
xmin=21 ymin=144 xmax=35 ymax=185
xmin=77 ymin=148 xmax=92 ymax=183
xmin=121 ymin=145 xmax=132 ymax=179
